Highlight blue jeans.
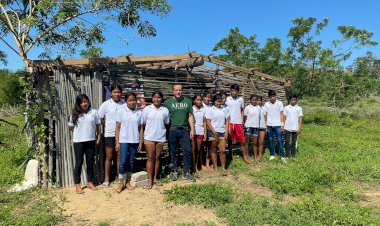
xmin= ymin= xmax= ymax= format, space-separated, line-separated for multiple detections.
xmin=169 ymin=128 xmax=192 ymax=173
xmin=119 ymin=143 xmax=139 ymax=176
xmin=267 ymin=126 xmax=284 ymax=157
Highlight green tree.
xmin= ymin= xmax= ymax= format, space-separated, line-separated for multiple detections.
xmin=0 ymin=49 xmax=6 ymax=65
xmin=256 ymin=38 xmax=287 ymax=76
xmin=0 ymin=69 xmax=23 ymax=106
xmin=212 ymin=27 xmax=259 ymax=67
xmin=0 ymin=0 xmax=172 ymax=66
xmin=212 ymin=17 xmax=378 ymax=107
xmin=286 ymin=17 xmax=331 ymax=96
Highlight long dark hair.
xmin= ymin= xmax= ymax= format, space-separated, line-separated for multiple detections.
xmin=192 ymin=93 xmax=202 ymax=105
xmin=71 ymin=94 xmax=91 ymax=126
xmin=110 ymin=84 xmax=122 ymax=92
xmin=212 ymin=93 xmax=222 ymax=104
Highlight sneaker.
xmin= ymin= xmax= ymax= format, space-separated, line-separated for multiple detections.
xmin=171 ymin=171 xmax=178 ymax=181
xmin=183 ymin=172 xmax=196 ymax=182
xmin=281 ymin=157 xmax=287 ymax=163
xmin=269 ymin=156 xmax=275 ymax=160
xmin=102 ymin=181 xmax=110 ymax=188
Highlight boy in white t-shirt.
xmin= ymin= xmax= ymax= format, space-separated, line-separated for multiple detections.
xmin=264 ymin=90 xmax=285 ymax=162
xmin=283 ymin=94 xmax=303 ymax=157
xmin=225 ymin=84 xmax=251 ymax=164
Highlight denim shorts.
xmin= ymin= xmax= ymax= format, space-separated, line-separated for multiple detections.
xmin=207 ymin=130 xmax=225 ymax=141
xmin=245 ymin=127 xmax=259 ymax=136
xmin=104 ymin=137 xmax=115 ymax=148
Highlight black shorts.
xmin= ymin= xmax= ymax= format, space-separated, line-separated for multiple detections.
xmin=104 ymin=137 xmax=115 ymax=148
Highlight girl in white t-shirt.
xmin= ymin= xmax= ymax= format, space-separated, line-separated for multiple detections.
xmin=202 ymin=91 xmax=213 ymax=171
xmin=98 ymin=84 xmax=125 ymax=187
xmin=142 ymin=91 xmax=170 ymax=189
xmin=192 ymin=94 xmax=207 ymax=173
xmin=244 ymin=94 xmax=261 ymax=161
xmin=257 ymin=96 xmax=266 ymax=161
xmin=206 ymin=93 xmax=230 ymax=173
xmin=68 ymin=94 xmax=101 ymax=194
xmin=115 ymin=92 xmax=143 ymax=193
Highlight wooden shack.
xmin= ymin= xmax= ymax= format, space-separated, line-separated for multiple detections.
xmin=27 ymin=52 xmax=290 ymax=188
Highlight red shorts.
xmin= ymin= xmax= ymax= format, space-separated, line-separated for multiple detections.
xmin=229 ymin=124 xmax=245 ymax=142
xmin=194 ymin=135 xmax=204 ymax=140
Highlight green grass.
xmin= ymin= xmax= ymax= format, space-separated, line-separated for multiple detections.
xmin=165 ymin=183 xmax=233 ymax=208
xmin=255 ymin=118 xmax=380 ymax=198
xmin=0 ymin=114 xmax=64 ymax=225
xmin=0 ymin=115 xmax=34 ymax=184
xmin=164 ymin=107 xmax=380 ymax=225
xmin=217 ymin=193 xmax=377 ymax=226
xmin=0 ymin=187 xmax=64 ymax=225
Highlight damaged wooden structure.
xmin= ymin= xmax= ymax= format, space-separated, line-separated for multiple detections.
xmin=27 ymin=52 xmax=290 ymax=188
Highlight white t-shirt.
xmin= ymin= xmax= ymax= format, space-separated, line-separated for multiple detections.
xmin=284 ymin=105 xmax=303 ymax=132
xmin=202 ymin=102 xmax=212 ymax=111
xmin=221 ymin=104 xmax=230 ymax=117
xmin=244 ymin=104 xmax=260 ymax=128
xmin=142 ymin=104 xmax=170 ymax=142
xmin=116 ymin=106 xmax=143 ymax=143
xmin=205 ymin=106 xmax=229 ymax=133
xmin=225 ymin=96 xmax=244 ymax=124
xmin=193 ymin=106 xmax=206 ymax=135
xmin=98 ymin=99 xmax=125 ymax=137
xmin=68 ymin=108 xmax=101 ymax=143
xmin=259 ymin=106 xmax=266 ymax=129
xmin=264 ymin=100 xmax=284 ymax=127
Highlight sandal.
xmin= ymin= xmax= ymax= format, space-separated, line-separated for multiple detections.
xmin=87 ymin=183 xmax=98 ymax=190
xmin=143 ymin=183 xmax=152 ymax=190
xmin=75 ymin=185 xmax=84 ymax=194
xmin=116 ymin=184 xmax=125 ymax=193
xmin=154 ymin=181 xmax=163 ymax=186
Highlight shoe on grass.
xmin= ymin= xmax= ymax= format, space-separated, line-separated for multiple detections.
xmin=269 ymin=156 xmax=275 ymax=160
xmin=183 ymin=172 xmax=196 ymax=182
xmin=281 ymin=157 xmax=287 ymax=163
xmin=171 ymin=171 xmax=178 ymax=181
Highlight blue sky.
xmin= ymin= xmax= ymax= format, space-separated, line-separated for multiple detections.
xmin=1 ymin=0 xmax=380 ymax=71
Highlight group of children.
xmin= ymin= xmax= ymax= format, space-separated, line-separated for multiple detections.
xmin=69 ymin=83 xmax=303 ymax=194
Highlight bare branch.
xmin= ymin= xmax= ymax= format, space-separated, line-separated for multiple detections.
xmin=0 ymin=36 xmax=21 ymax=56
xmin=0 ymin=3 xmax=18 ymax=38
xmin=21 ymin=0 xmax=35 ymax=45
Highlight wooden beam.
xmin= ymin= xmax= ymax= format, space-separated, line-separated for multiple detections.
xmin=160 ymin=57 xmax=204 ymax=69
xmin=27 ymin=53 xmax=201 ymax=68
xmin=252 ymin=70 xmax=291 ymax=86
xmin=200 ymin=54 xmax=289 ymax=84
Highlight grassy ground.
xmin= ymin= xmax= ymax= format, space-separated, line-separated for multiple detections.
xmin=0 ymin=115 xmax=64 ymax=225
xmin=2 ymin=100 xmax=380 ymax=225
xmin=165 ymin=105 xmax=380 ymax=225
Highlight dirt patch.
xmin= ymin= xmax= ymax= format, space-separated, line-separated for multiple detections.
xmin=56 ymin=179 xmax=226 ymax=226
xmin=362 ymin=185 xmax=380 ymax=212
xmin=223 ymin=174 xmax=298 ymax=203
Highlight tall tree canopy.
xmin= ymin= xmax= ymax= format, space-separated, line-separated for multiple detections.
xmin=213 ymin=17 xmax=378 ymax=106
xmin=0 ymin=0 xmax=172 ymax=65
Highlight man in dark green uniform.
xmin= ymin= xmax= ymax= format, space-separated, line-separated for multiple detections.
xmin=164 ymin=83 xmax=196 ymax=182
